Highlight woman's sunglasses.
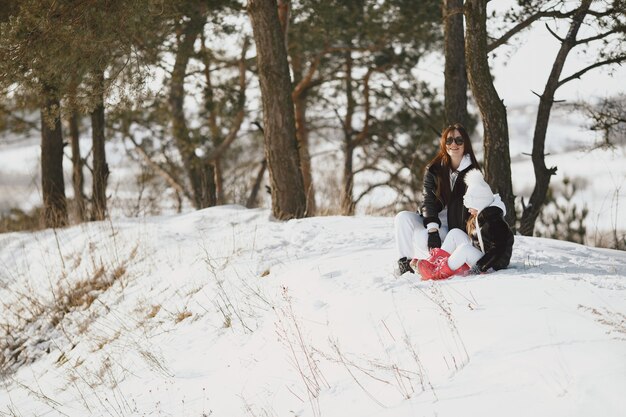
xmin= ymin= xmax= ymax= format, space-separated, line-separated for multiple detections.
xmin=445 ymin=136 xmax=465 ymax=146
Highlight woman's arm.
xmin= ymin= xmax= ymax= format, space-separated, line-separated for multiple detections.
xmin=421 ymin=169 xmax=443 ymax=227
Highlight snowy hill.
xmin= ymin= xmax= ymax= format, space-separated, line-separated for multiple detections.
xmin=1 ymin=206 xmax=625 ymax=416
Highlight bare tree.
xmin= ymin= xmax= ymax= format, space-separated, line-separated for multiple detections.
xmin=577 ymin=94 xmax=626 ymax=147
xmin=462 ymin=0 xmax=626 ymax=233
xmin=519 ymin=0 xmax=626 ymax=235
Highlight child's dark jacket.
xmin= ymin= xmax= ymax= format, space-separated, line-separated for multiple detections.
xmin=472 ymin=206 xmax=514 ymax=272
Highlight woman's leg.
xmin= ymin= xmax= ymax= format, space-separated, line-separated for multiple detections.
xmin=447 ymin=243 xmax=483 ymax=270
xmin=394 ymin=211 xmax=425 ymax=259
xmin=395 ymin=211 xmax=451 ymax=261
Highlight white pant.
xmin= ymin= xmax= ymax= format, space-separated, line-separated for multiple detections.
xmin=394 ymin=211 xmax=448 ymax=260
xmin=442 ymin=229 xmax=483 ymax=270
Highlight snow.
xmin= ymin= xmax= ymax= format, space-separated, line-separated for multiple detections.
xmin=1 ymin=206 xmax=625 ymax=416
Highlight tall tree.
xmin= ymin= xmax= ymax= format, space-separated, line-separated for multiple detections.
xmin=443 ymin=0 xmax=468 ymax=127
xmin=464 ymin=0 xmax=515 ymax=226
xmin=247 ymin=0 xmax=307 ymax=220
xmin=518 ymin=0 xmax=626 ymax=235
xmin=279 ymin=0 xmax=318 ymax=215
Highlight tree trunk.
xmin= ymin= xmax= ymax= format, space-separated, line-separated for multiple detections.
xmin=248 ymin=0 xmax=306 ymax=220
xmin=342 ymin=141 xmax=356 ymax=215
xmin=246 ymin=159 xmax=267 ymax=208
xmin=291 ymin=51 xmax=316 ymax=215
xmin=464 ymin=0 xmax=515 ymax=227
xmin=40 ymin=90 xmax=68 ymax=228
xmin=277 ymin=0 xmax=290 ymax=51
xmin=215 ymin=159 xmax=225 ymax=205
xmin=443 ymin=0 xmax=468 ymax=127
xmin=519 ymin=0 xmax=592 ymax=236
xmin=91 ymin=71 xmax=109 ymax=221
xmin=69 ymin=111 xmax=86 ymax=222
xmin=170 ymin=10 xmax=217 ymax=209
xmin=341 ymin=50 xmax=356 ymax=216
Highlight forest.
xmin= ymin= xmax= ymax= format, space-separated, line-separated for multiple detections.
xmin=0 ymin=0 xmax=625 ymax=247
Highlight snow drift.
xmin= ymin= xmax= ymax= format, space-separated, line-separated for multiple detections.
xmin=0 ymin=206 xmax=625 ymax=416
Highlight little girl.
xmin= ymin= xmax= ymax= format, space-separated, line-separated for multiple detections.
xmin=411 ymin=169 xmax=514 ymax=280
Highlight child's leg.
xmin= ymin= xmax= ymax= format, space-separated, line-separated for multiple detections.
xmin=447 ymin=243 xmax=483 ymax=270
xmin=441 ymin=228 xmax=472 ymax=254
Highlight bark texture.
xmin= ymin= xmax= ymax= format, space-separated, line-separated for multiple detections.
xmin=291 ymin=51 xmax=317 ymax=215
xmin=341 ymin=50 xmax=356 ymax=216
xmin=40 ymin=91 xmax=68 ymax=228
xmin=464 ymin=0 xmax=515 ymax=227
xmin=248 ymin=0 xmax=306 ymax=219
xmin=91 ymin=72 xmax=109 ymax=221
xmin=69 ymin=111 xmax=86 ymax=221
xmin=443 ymin=0 xmax=468 ymax=127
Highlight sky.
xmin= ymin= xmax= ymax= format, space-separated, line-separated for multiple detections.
xmin=1 ymin=206 xmax=625 ymax=416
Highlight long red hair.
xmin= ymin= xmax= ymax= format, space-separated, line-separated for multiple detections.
xmin=427 ymin=123 xmax=481 ymax=205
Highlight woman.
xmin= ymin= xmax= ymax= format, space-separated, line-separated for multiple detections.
xmin=395 ymin=123 xmax=480 ymax=275
xmin=413 ymin=169 xmax=514 ymax=280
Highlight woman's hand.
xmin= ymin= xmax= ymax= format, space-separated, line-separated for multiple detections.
xmin=427 ymin=231 xmax=441 ymax=250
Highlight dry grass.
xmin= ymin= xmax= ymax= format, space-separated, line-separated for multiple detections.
xmin=175 ymin=311 xmax=193 ymax=323
xmin=146 ymin=305 xmax=161 ymax=319
xmin=579 ymin=305 xmax=626 ymax=338
xmin=0 ymin=244 xmax=138 ymax=376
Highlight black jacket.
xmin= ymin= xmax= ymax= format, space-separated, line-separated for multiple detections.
xmin=421 ymin=163 xmax=477 ymax=231
xmin=472 ymin=206 xmax=515 ymax=272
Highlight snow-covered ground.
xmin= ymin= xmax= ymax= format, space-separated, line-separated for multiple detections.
xmin=1 ymin=206 xmax=625 ymax=416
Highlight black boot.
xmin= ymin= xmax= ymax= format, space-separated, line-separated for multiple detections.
xmin=398 ymin=257 xmax=414 ymax=275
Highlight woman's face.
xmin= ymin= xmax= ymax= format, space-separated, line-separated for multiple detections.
xmin=469 ymin=208 xmax=478 ymax=215
xmin=445 ymin=129 xmax=465 ymax=159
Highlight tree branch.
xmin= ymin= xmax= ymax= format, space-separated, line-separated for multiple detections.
xmin=487 ymin=8 xmax=579 ymax=52
xmin=545 ymin=23 xmax=565 ymax=42
xmin=575 ymin=28 xmax=624 ymax=46
xmin=205 ymin=37 xmax=250 ymax=163
xmin=558 ymin=55 xmax=626 ymax=88
xmin=292 ymin=48 xmax=325 ymax=100
xmin=488 ymin=12 xmax=543 ymax=52
xmin=0 ymin=105 xmax=40 ymax=132
xmin=126 ymin=134 xmax=192 ymax=202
